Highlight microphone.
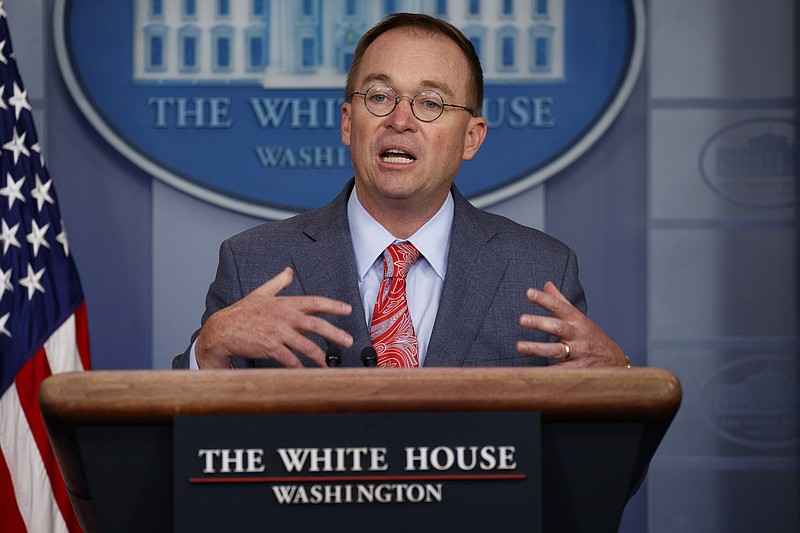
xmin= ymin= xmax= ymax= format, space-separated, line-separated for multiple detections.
xmin=326 ymin=345 xmax=341 ymax=367
xmin=360 ymin=346 xmax=378 ymax=367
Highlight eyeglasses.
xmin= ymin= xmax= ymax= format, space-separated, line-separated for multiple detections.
xmin=350 ymin=84 xmax=474 ymax=122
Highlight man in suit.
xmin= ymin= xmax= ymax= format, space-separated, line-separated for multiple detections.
xmin=173 ymin=13 xmax=629 ymax=370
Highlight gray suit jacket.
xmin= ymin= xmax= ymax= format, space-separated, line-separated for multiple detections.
xmin=173 ymin=181 xmax=585 ymax=368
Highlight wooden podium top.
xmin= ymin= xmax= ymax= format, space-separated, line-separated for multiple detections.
xmin=40 ymin=367 xmax=681 ymax=423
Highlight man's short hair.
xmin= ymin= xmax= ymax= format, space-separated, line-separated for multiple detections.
xmin=345 ymin=12 xmax=484 ymax=116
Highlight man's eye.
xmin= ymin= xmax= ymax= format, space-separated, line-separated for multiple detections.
xmin=420 ymin=99 xmax=442 ymax=110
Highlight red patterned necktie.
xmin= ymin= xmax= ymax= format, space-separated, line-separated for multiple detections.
xmin=370 ymin=242 xmax=421 ymax=368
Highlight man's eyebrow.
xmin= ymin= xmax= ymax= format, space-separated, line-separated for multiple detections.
xmin=359 ymin=73 xmax=391 ymax=88
xmin=358 ymin=73 xmax=457 ymax=98
xmin=418 ymin=79 xmax=456 ymax=98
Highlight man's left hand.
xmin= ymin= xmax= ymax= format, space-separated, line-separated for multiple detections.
xmin=516 ymin=281 xmax=630 ymax=367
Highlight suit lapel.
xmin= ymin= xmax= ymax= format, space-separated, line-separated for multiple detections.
xmin=425 ymin=191 xmax=508 ymax=367
xmin=291 ymin=184 xmax=372 ymax=366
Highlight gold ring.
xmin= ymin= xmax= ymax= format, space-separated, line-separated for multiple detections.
xmin=562 ymin=342 xmax=571 ymax=361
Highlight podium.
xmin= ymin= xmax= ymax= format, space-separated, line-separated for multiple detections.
xmin=40 ymin=367 xmax=680 ymax=532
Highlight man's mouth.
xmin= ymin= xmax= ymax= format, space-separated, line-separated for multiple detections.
xmin=380 ymin=149 xmax=417 ymax=164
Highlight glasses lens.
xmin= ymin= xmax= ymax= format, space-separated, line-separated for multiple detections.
xmin=412 ymin=90 xmax=444 ymax=121
xmin=364 ymin=86 xmax=396 ymax=116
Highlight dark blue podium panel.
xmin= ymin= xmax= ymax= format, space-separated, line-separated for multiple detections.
xmin=173 ymin=412 xmax=542 ymax=533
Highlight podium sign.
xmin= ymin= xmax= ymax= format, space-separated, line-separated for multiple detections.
xmin=174 ymin=412 xmax=542 ymax=532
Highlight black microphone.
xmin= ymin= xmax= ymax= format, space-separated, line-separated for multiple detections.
xmin=326 ymin=345 xmax=342 ymax=367
xmin=360 ymin=346 xmax=378 ymax=367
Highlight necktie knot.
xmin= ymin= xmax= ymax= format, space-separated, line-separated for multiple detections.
xmin=383 ymin=242 xmax=420 ymax=280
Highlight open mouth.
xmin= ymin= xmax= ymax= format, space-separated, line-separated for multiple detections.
xmin=380 ymin=149 xmax=417 ymax=164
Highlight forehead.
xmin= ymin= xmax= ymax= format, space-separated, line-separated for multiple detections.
xmin=356 ymin=28 xmax=471 ymax=98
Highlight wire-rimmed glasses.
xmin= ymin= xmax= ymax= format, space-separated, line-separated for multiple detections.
xmin=350 ymin=84 xmax=474 ymax=122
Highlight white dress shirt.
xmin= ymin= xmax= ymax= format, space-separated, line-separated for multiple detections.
xmin=348 ymin=188 xmax=452 ymax=366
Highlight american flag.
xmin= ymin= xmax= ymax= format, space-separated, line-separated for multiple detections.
xmin=0 ymin=5 xmax=90 ymax=533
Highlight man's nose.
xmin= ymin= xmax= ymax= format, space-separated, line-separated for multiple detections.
xmin=387 ymin=96 xmax=418 ymax=128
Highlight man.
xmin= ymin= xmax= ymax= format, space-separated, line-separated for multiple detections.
xmin=173 ymin=13 xmax=629 ymax=370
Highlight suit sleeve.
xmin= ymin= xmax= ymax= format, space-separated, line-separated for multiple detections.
xmin=172 ymin=239 xmax=243 ymax=369
xmin=560 ymin=248 xmax=587 ymax=315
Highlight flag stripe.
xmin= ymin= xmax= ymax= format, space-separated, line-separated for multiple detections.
xmin=0 ymin=447 xmax=27 ymax=533
xmin=0 ymin=382 xmax=69 ymax=533
xmin=44 ymin=311 xmax=85 ymax=374
xmin=73 ymin=301 xmax=91 ymax=370
xmin=43 ymin=312 xmax=87 ymax=530
xmin=17 ymin=334 xmax=83 ymax=532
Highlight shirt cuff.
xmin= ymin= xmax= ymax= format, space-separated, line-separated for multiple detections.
xmin=189 ymin=339 xmax=200 ymax=370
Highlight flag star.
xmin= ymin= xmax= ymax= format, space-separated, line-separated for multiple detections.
xmin=26 ymin=219 xmax=50 ymax=257
xmin=0 ymin=266 xmax=11 ymax=300
xmin=0 ymin=84 xmax=6 ymax=111
xmin=0 ymin=218 xmax=20 ymax=254
xmin=0 ymin=173 xmax=25 ymax=209
xmin=9 ymin=82 xmax=31 ymax=120
xmin=31 ymin=174 xmax=54 ymax=212
xmin=32 ymin=142 xmax=45 ymax=166
xmin=0 ymin=40 xmax=6 ymax=65
xmin=0 ymin=2 xmax=7 ymax=20
xmin=56 ymin=222 xmax=70 ymax=257
xmin=2 ymin=127 xmax=30 ymax=164
xmin=18 ymin=263 xmax=46 ymax=300
xmin=0 ymin=312 xmax=11 ymax=338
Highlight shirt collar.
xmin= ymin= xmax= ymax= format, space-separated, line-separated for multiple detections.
xmin=348 ymin=188 xmax=453 ymax=282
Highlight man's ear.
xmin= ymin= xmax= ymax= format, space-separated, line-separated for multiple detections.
xmin=341 ymin=102 xmax=352 ymax=147
xmin=462 ymin=116 xmax=487 ymax=161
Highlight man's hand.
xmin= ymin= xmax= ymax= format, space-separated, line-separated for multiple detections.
xmin=195 ymin=267 xmax=354 ymax=369
xmin=516 ymin=281 xmax=629 ymax=367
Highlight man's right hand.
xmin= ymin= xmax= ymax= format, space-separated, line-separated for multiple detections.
xmin=195 ymin=267 xmax=354 ymax=368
